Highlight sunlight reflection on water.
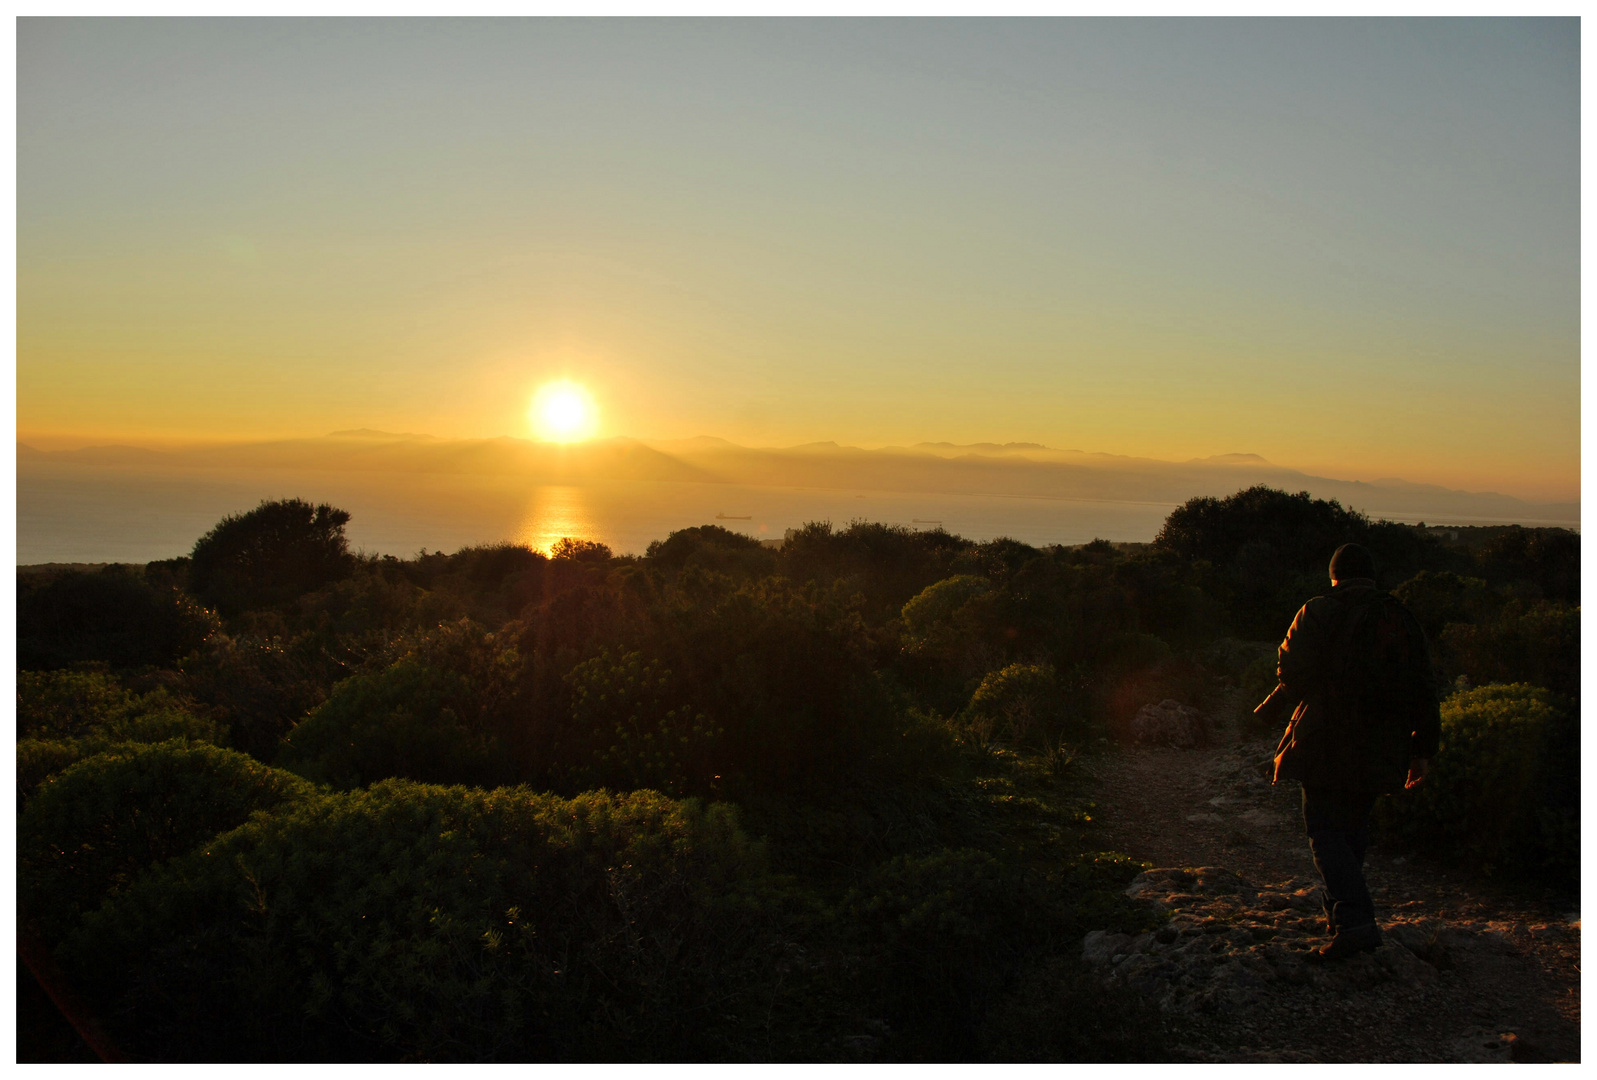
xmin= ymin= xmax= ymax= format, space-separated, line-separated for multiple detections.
xmin=19 ymin=459 xmax=1195 ymax=563
xmin=516 ymin=486 xmax=607 ymax=555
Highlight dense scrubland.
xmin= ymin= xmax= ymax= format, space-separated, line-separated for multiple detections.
xmin=17 ymin=486 xmax=1579 ymax=1061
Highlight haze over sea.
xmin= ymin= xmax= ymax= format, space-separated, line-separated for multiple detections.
xmin=18 ymin=433 xmax=1578 ymax=565
xmin=19 ymin=460 xmax=1181 ymax=564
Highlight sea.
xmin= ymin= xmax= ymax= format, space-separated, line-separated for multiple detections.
xmin=18 ymin=458 xmax=1183 ymax=565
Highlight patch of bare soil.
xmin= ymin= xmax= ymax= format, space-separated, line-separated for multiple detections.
xmin=1075 ymin=692 xmax=1581 ymax=1063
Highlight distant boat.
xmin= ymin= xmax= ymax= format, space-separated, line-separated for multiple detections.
xmin=912 ymin=518 xmax=943 ymax=525
xmin=715 ymin=513 xmax=753 ymax=520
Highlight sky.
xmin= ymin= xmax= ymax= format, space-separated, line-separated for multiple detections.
xmin=16 ymin=18 xmax=1580 ymax=501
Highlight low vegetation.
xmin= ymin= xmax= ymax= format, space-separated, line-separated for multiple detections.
xmin=16 ymin=487 xmax=1578 ymax=1060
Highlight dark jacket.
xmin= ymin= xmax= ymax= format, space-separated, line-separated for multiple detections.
xmin=1271 ymin=579 xmax=1442 ymax=793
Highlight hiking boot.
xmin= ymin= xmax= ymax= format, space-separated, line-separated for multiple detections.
xmin=1308 ymin=922 xmax=1381 ymax=963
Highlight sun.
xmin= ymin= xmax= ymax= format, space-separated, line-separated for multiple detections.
xmin=529 ymin=381 xmax=598 ymax=442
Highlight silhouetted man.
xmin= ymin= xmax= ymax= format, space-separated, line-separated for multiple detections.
xmin=1259 ymin=543 xmax=1441 ymax=961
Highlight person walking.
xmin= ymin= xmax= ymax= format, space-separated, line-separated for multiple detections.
xmin=1257 ymin=542 xmax=1441 ymax=961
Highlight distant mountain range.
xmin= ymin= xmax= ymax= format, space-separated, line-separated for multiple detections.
xmin=18 ymin=432 xmax=1579 ymax=528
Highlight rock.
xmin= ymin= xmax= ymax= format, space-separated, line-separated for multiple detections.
xmin=1131 ymin=699 xmax=1215 ymax=748
xmin=1191 ymin=866 xmax=1246 ymax=891
xmin=1087 ymin=864 xmax=1459 ymax=1016
xmin=1239 ymin=808 xmax=1279 ymax=828
xmin=1289 ymin=887 xmax=1324 ymax=911
xmin=1082 ymin=930 xmax=1135 ymax=967
xmin=1385 ymin=921 xmax=1450 ymax=969
xmin=1373 ymin=942 xmax=1437 ymax=984
xmin=1449 ymin=1029 xmax=1525 ymax=1063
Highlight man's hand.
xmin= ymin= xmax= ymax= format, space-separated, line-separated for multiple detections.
xmin=1404 ymin=758 xmax=1430 ymax=790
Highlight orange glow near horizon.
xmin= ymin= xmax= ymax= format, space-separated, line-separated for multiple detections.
xmin=529 ymin=381 xmax=599 ymax=443
xmin=517 ymin=484 xmax=605 ymax=555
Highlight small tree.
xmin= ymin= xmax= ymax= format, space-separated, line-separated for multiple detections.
xmin=549 ymin=537 xmax=613 ymax=562
xmin=17 ymin=566 xmax=219 ymax=669
xmin=189 ymin=499 xmax=355 ymax=615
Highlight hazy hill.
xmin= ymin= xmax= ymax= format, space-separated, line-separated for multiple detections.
xmin=17 ymin=432 xmax=1579 ymax=527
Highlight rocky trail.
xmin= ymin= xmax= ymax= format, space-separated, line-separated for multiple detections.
xmin=1076 ymin=694 xmax=1582 ymax=1063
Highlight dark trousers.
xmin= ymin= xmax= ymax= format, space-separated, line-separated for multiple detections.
xmin=1301 ymin=786 xmax=1378 ymax=932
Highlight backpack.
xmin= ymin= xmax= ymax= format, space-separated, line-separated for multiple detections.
xmin=1325 ymin=590 xmax=1432 ymax=788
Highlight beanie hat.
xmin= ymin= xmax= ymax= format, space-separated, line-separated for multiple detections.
xmin=1329 ymin=543 xmax=1375 ymax=582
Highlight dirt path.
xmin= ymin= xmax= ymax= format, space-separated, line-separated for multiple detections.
xmin=1076 ymin=694 xmax=1582 ymax=1063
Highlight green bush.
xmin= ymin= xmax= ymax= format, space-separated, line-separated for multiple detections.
xmin=1473 ymin=525 xmax=1580 ymax=603
xmin=1377 ymin=684 xmax=1578 ymax=886
xmin=1440 ymin=602 xmax=1580 ymax=699
xmin=20 ymin=741 xmax=316 ymax=945
xmin=901 ymin=575 xmax=990 ymax=646
xmin=20 ymin=669 xmax=140 ymax=740
xmin=636 ymin=579 xmax=904 ymax=806
xmin=179 ymin=631 xmax=349 ymax=761
xmin=550 ymin=537 xmax=613 ymax=562
xmin=979 ymin=956 xmax=1174 ymax=1061
xmin=964 ymin=663 xmax=1069 ymax=749
xmin=555 ymin=649 xmax=721 ymax=797
xmin=61 ymin=782 xmax=775 ymax=1062
xmin=17 ymin=565 xmax=220 ymax=670
xmin=17 ymin=738 xmax=117 ymax=809
xmin=844 ymin=847 xmax=1154 ymax=1059
xmin=278 ymin=642 xmax=517 ymax=790
xmin=16 ymin=672 xmax=226 ymax=805
xmin=373 ymin=544 xmax=544 ymax=628
xmin=1391 ymin=570 xmax=1491 ymax=642
xmin=646 ymin=525 xmax=775 ymax=580
xmin=189 ymin=498 xmax=356 ymax=616
xmin=848 ymin=848 xmax=1035 ymax=1056
xmin=779 ymin=521 xmax=972 ymax=622
xmin=1152 ymin=486 xmax=1459 ymax=638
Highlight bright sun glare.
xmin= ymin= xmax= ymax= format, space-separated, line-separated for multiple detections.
xmin=530 ymin=381 xmax=598 ymax=442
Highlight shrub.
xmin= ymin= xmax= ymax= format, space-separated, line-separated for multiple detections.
xmin=1098 ymin=636 xmax=1214 ymax=737
xmin=295 ymin=566 xmax=428 ymax=638
xmin=900 ymin=575 xmax=990 ymax=646
xmin=1377 ymin=684 xmax=1578 ymax=886
xmin=16 ymin=670 xmax=229 ymax=812
xmin=642 ymin=579 xmax=899 ymax=805
xmin=555 ymin=650 xmax=721 ymax=797
xmin=1392 ymin=570 xmax=1490 ymax=642
xmin=847 ymin=848 xmax=1035 ymax=1056
xmin=18 ymin=667 xmax=223 ymax=755
xmin=18 ymin=669 xmax=140 ymax=740
xmin=1474 ymin=526 xmax=1580 ymax=602
xmin=189 ymin=499 xmax=356 ymax=615
xmin=1439 ymin=602 xmax=1580 ymax=699
xmin=179 ymin=633 xmax=344 ymax=762
xmin=779 ymin=521 xmax=972 ymax=621
xmin=60 ymin=783 xmax=774 ymax=1062
xmin=388 ymin=544 xmax=547 ymax=627
xmin=16 ymin=708 xmax=230 ymax=806
xmin=646 ymin=525 xmax=775 ymax=579
xmin=964 ymin=663 xmax=1071 ymax=749
xmin=950 ymin=536 xmax=1044 ymax=581
xmin=1152 ymin=486 xmax=1455 ymax=637
xmin=17 ymin=738 xmax=113 ymax=810
xmin=20 ymin=742 xmax=316 ymax=946
xmin=1112 ymin=549 xmax=1223 ymax=648
xmin=843 ymin=847 xmax=1154 ymax=1059
xmin=17 ymin=566 xmax=219 ymax=670
xmin=278 ymin=630 xmax=520 ymax=791
xmin=549 ymin=537 xmax=613 ymax=562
